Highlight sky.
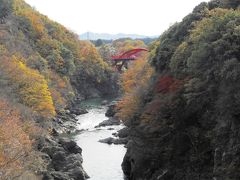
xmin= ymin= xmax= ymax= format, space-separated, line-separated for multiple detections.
xmin=25 ymin=0 xmax=209 ymax=36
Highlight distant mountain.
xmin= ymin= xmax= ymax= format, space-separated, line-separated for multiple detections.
xmin=79 ymin=32 xmax=158 ymax=40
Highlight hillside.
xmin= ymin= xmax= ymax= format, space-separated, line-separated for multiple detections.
xmin=116 ymin=0 xmax=240 ymax=179
xmin=1 ymin=0 xmax=240 ymax=179
xmin=0 ymin=0 xmax=118 ymax=179
xmin=0 ymin=0 xmax=119 ymax=111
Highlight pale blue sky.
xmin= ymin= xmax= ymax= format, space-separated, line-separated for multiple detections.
xmin=25 ymin=0 xmax=208 ymax=36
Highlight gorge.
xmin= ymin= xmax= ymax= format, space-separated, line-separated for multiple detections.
xmin=0 ymin=0 xmax=240 ymax=180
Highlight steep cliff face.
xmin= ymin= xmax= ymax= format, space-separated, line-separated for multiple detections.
xmin=0 ymin=0 xmax=118 ymax=110
xmin=0 ymin=0 xmax=118 ymax=178
xmin=122 ymin=1 xmax=240 ymax=179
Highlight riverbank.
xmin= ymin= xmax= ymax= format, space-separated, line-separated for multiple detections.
xmin=73 ymin=98 xmax=126 ymax=180
xmin=37 ymin=105 xmax=89 ymax=180
xmin=39 ymin=98 xmax=126 ymax=180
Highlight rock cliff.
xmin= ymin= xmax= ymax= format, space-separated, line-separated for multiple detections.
xmin=122 ymin=1 xmax=240 ymax=179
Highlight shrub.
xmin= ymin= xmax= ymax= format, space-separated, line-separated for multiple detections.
xmin=0 ymin=99 xmax=32 ymax=178
xmin=0 ymin=56 xmax=56 ymax=118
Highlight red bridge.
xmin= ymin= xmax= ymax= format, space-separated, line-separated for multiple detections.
xmin=111 ymin=48 xmax=148 ymax=71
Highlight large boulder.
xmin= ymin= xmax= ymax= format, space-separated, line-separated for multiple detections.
xmin=116 ymin=127 xmax=130 ymax=138
xmin=37 ymin=136 xmax=88 ymax=180
xmin=95 ymin=117 xmax=121 ymax=128
xmin=68 ymin=167 xmax=88 ymax=180
xmin=59 ymin=138 xmax=82 ymax=154
xmin=43 ymin=171 xmax=72 ymax=180
xmin=70 ymin=108 xmax=88 ymax=116
xmin=105 ymin=104 xmax=117 ymax=117
xmin=99 ymin=137 xmax=128 ymax=145
xmin=52 ymin=151 xmax=67 ymax=171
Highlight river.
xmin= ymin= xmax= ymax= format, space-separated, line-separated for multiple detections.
xmin=73 ymin=98 xmax=126 ymax=180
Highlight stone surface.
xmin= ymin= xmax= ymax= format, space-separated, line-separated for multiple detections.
xmin=99 ymin=137 xmax=128 ymax=145
xmin=70 ymin=108 xmax=88 ymax=116
xmin=105 ymin=104 xmax=117 ymax=117
xmin=116 ymin=127 xmax=130 ymax=138
xmin=59 ymin=138 xmax=82 ymax=154
xmin=37 ymin=135 xmax=88 ymax=180
xmin=95 ymin=117 xmax=121 ymax=128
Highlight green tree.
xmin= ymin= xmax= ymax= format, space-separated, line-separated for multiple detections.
xmin=95 ymin=39 xmax=104 ymax=47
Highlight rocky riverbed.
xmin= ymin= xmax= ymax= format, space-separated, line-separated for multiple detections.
xmin=73 ymin=98 xmax=126 ymax=180
xmin=38 ymin=98 xmax=128 ymax=180
xmin=37 ymin=105 xmax=89 ymax=180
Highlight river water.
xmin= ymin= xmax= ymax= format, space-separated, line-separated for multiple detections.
xmin=73 ymin=99 xmax=126 ymax=180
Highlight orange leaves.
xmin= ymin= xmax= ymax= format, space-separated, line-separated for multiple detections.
xmin=121 ymin=59 xmax=154 ymax=94
xmin=78 ymin=41 xmax=108 ymax=68
xmin=0 ymin=99 xmax=32 ymax=178
xmin=25 ymin=10 xmax=45 ymax=36
xmin=10 ymin=0 xmax=114 ymax=108
xmin=116 ymin=56 xmax=154 ymax=121
xmin=116 ymin=93 xmax=142 ymax=121
xmin=77 ymin=41 xmax=111 ymax=81
xmin=13 ymin=0 xmax=46 ymax=38
xmin=47 ymin=71 xmax=73 ymax=110
xmin=117 ymin=61 xmax=183 ymax=122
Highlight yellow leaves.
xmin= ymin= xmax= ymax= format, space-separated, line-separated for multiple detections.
xmin=46 ymin=71 xmax=73 ymax=110
xmin=117 ymin=55 xmax=154 ymax=121
xmin=170 ymin=41 xmax=188 ymax=71
xmin=79 ymin=41 xmax=105 ymax=63
xmin=208 ymin=8 xmax=231 ymax=17
xmin=113 ymin=39 xmax=146 ymax=53
xmin=190 ymin=8 xmax=237 ymax=43
xmin=11 ymin=0 xmax=113 ymax=94
xmin=176 ymin=41 xmax=188 ymax=53
xmin=77 ymin=40 xmax=111 ymax=79
xmin=121 ymin=59 xmax=154 ymax=94
xmin=8 ymin=0 xmax=114 ymax=112
xmin=25 ymin=10 xmax=45 ymax=35
xmin=0 ymin=45 xmax=8 ymax=55
xmin=0 ymin=56 xmax=56 ymax=118
xmin=13 ymin=0 xmax=46 ymax=37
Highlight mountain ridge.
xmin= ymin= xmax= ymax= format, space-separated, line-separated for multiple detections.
xmin=80 ymin=31 xmax=158 ymax=40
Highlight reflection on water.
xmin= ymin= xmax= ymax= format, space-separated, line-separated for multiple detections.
xmin=74 ymin=101 xmax=126 ymax=180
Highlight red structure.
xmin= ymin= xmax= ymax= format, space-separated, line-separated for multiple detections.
xmin=111 ymin=48 xmax=148 ymax=71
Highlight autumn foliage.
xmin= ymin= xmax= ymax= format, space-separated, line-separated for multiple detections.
xmin=47 ymin=71 xmax=74 ymax=110
xmin=0 ymin=99 xmax=34 ymax=178
xmin=0 ymin=56 xmax=56 ymax=118
xmin=154 ymin=76 xmax=183 ymax=94
xmin=116 ymin=56 xmax=154 ymax=121
xmin=0 ymin=0 xmax=121 ymax=178
xmin=112 ymin=39 xmax=146 ymax=54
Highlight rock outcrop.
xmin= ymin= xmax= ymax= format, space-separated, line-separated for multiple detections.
xmin=121 ymin=1 xmax=240 ymax=180
xmin=95 ymin=117 xmax=121 ymax=128
xmin=105 ymin=104 xmax=117 ymax=117
xmin=38 ymin=136 xmax=89 ymax=180
xmin=99 ymin=137 xmax=128 ymax=145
